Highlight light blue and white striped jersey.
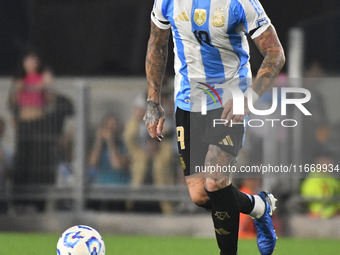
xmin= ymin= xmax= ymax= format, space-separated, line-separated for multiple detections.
xmin=151 ymin=0 xmax=271 ymax=112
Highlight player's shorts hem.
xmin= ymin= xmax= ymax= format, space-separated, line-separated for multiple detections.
xmin=175 ymin=108 xmax=246 ymax=177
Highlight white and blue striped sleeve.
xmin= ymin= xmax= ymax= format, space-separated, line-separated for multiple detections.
xmin=151 ymin=0 xmax=171 ymax=30
xmin=243 ymin=0 xmax=271 ymax=39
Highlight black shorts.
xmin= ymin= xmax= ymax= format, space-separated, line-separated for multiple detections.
xmin=175 ymin=107 xmax=245 ymax=176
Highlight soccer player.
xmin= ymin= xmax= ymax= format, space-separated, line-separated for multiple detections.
xmin=144 ymin=0 xmax=285 ymax=254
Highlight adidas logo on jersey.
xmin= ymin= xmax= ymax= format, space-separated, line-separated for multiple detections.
xmin=219 ymin=135 xmax=234 ymax=146
xmin=175 ymin=11 xmax=189 ymax=21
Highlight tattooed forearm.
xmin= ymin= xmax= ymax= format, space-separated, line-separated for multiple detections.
xmin=252 ymin=25 xmax=286 ymax=96
xmin=144 ymin=101 xmax=165 ymax=127
xmin=146 ymin=21 xmax=170 ymax=103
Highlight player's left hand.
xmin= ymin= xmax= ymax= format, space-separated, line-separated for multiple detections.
xmin=221 ymin=97 xmax=250 ymax=127
xmin=143 ymin=101 xmax=165 ymax=142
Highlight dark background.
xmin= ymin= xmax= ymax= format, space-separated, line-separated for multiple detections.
xmin=1 ymin=0 xmax=339 ymax=76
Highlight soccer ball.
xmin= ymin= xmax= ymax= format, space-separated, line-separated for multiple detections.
xmin=57 ymin=225 xmax=105 ymax=255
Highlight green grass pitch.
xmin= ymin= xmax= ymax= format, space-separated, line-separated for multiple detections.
xmin=0 ymin=233 xmax=339 ymax=254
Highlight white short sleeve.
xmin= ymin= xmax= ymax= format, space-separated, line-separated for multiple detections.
xmin=242 ymin=0 xmax=271 ymax=39
xmin=151 ymin=0 xmax=171 ymax=30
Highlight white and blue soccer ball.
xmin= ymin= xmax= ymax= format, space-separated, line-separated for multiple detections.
xmin=57 ymin=225 xmax=105 ymax=255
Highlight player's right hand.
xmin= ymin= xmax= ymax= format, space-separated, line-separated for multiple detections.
xmin=143 ymin=101 xmax=165 ymax=142
xmin=221 ymin=97 xmax=250 ymax=127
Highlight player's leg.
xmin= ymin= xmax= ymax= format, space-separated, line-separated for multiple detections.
xmin=201 ymin=108 xmax=276 ymax=255
xmin=176 ymin=107 xmax=276 ymax=254
xmin=176 ymin=107 xmax=241 ymax=254
xmin=201 ymin=108 xmax=259 ymax=215
xmin=184 ymin=172 xmax=259 ymax=215
xmin=203 ymin=145 xmax=240 ymax=255
xmin=205 ymin=168 xmax=277 ymax=255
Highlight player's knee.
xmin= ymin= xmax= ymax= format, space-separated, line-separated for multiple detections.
xmin=195 ymin=200 xmax=212 ymax=211
xmin=190 ymin=193 xmax=209 ymax=206
xmin=205 ymin=178 xmax=231 ymax=192
xmin=205 ymin=179 xmax=219 ymax=192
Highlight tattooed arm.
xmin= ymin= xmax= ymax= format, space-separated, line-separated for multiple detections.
xmin=143 ymin=20 xmax=170 ymax=142
xmin=222 ymin=25 xmax=285 ymax=125
xmin=251 ymin=25 xmax=286 ymax=96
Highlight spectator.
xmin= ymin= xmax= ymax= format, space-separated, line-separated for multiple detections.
xmin=124 ymin=92 xmax=175 ymax=214
xmin=9 ymin=50 xmax=55 ymax=185
xmin=88 ymin=113 xmax=130 ymax=185
xmin=9 ymin=51 xmax=53 ymax=125
xmin=300 ymin=150 xmax=340 ymax=219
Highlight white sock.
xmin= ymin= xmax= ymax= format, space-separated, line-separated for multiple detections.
xmin=249 ymin=195 xmax=265 ymax=219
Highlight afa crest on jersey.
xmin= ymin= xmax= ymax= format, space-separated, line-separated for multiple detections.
xmin=212 ymin=8 xmax=225 ymax=27
xmin=194 ymin=9 xmax=206 ymax=26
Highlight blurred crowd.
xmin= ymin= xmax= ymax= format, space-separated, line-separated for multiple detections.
xmin=0 ymin=50 xmax=182 ymax=214
xmin=0 ymin=51 xmax=339 ymax=222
